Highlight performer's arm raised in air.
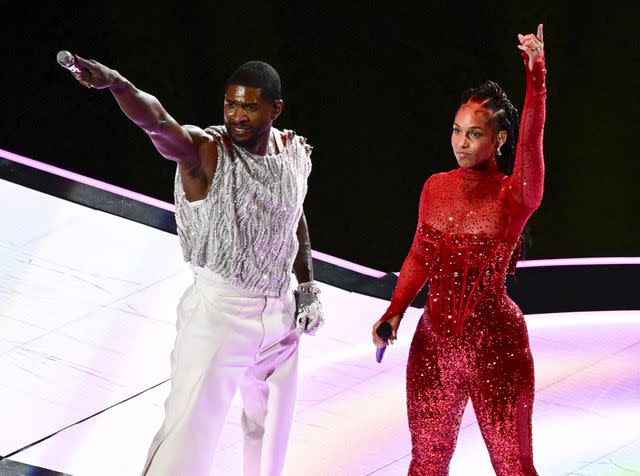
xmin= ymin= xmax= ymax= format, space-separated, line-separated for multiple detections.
xmin=64 ymin=55 xmax=215 ymax=180
xmin=508 ymin=24 xmax=546 ymax=211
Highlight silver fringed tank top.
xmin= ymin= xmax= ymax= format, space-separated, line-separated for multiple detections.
xmin=174 ymin=125 xmax=312 ymax=296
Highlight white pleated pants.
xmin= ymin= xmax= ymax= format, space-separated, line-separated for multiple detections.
xmin=141 ymin=270 xmax=299 ymax=476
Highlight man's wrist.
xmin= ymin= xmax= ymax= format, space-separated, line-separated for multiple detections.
xmin=108 ymin=71 xmax=128 ymax=93
xmin=296 ymin=281 xmax=320 ymax=295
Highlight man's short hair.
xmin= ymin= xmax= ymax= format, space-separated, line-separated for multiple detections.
xmin=225 ymin=60 xmax=282 ymax=102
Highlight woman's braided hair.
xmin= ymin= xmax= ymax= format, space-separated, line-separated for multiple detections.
xmin=459 ymin=80 xmax=520 ymax=175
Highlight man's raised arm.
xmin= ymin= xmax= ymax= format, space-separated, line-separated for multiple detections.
xmin=64 ymin=54 xmax=205 ymax=171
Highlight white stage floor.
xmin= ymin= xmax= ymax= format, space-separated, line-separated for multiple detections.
xmin=1 ymin=178 xmax=639 ymax=475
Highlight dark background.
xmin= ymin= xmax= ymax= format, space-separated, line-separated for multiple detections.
xmin=2 ymin=3 xmax=639 ymax=271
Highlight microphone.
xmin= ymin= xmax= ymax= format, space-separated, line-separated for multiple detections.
xmin=56 ymin=50 xmax=82 ymax=74
xmin=375 ymin=321 xmax=393 ymax=363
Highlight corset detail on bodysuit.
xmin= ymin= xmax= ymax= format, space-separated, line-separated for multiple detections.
xmin=420 ymin=224 xmax=519 ymax=337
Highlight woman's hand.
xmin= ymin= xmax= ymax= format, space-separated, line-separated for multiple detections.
xmin=518 ymin=23 xmax=544 ymax=72
xmin=372 ymin=314 xmax=401 ymax=347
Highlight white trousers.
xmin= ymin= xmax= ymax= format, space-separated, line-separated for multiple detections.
xmin=141 ymin=271 xmax=299 ymax=476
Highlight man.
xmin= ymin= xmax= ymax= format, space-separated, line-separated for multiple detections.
xmin=64 ymin=55 xmax=323 ymax=476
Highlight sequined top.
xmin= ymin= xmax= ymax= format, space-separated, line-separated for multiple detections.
xmin=381 ymin=59 xmax=546 ymax=337
xmin=174 ymin=126 xmax=312 ymax=297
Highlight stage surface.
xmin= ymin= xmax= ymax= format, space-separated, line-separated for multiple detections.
xmin=1 ymin=178 xmax=639 ymax=475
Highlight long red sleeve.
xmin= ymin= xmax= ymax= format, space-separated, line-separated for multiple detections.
xmin=380 ymin=180 xmax=439 ymax=321
xmin=508 ymin=56 xmax=547 ymax=210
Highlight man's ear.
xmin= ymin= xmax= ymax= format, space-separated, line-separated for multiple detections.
xmin=272 ymin=100 xmax=284 ymax=120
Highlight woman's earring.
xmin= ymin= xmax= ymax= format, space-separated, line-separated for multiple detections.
xmin=496 ymin=147 xmax=502 ymax=156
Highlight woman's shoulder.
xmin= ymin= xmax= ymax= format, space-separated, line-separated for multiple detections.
xmin=424 ymin=170 xmax=455 ymax=189
xmin=428 ymin=171 xmax=453 ymax=182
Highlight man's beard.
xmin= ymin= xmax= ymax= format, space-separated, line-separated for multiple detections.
xmin=225 ymin=122 xmax=268 ymax=151
xmin=229 ymin=130 xmax=257 ymax=148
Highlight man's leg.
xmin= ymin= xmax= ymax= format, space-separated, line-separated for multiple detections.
xmin=142 ymin=277 xmax=267 ymax=476
xmin=238 ymin=290 xmax=299 ymax=476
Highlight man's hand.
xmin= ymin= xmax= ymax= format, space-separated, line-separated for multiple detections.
xmin=294 ymin=281 xmax=324 ymax=336
xmin=65 ymin=54 xmax=121 ymax=90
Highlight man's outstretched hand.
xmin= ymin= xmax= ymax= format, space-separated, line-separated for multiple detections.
xmin=60 ymin=53 xmax=119 ymax=90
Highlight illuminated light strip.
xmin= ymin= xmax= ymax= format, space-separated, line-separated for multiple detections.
xmin=311 ymin=250 xmax=386 ymax=278
xmin=0 ymin=147 xmax=388 ymax=276
xmin=0 ymin=147 xmax=176 ymax=212
xmin=526 ymin=310 xmax=640 ymax=328
xmin=516 ymin=257 xmax=640 ymax=267
xmin=392 ymin=257 xmax=640 ymax=275
xmin=2 ymin=147 xmax=639 ymax=274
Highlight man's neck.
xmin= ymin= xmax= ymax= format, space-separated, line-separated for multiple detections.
xmin=241 ymin=128 xmax=273 ymax=156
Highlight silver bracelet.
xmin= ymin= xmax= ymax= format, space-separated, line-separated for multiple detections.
xmin=297 ymin=281 xmax=320 ymax=295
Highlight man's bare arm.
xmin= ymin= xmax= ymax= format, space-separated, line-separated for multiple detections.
xmin=68 ymin=55 xmax=203 ymax=171
xmin=293 ymin=212 xmax=313 ymax=283
xmin=292 ymin=212 xmax=324 ymax=336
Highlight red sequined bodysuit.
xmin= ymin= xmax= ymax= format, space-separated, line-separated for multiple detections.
xmin=381 ymin=58 xmax=545 ymax=476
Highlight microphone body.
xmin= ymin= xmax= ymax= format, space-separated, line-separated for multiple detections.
xmin=57 ymin=50 xmax=82 ymax=74
xmin=375 ymin=321 xmax=393 ymax=363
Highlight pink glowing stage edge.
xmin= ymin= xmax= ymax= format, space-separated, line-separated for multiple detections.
xmin=2 ymin=146 xmax=639 ymax=275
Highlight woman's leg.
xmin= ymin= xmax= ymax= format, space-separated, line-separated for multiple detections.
xmin=469 ymin=307 xmax=538 ymax=476
xmin=406 ymin=317 xmax=470 ymax=476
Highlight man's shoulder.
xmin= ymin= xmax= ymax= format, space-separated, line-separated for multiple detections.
xmin=179 ymin=124 xmax=224 ymax=144
xmin=195 ymin=125 xmax=233 ymax=153
xmin=275 ymin=128 xmax=312 ymax=156
xmin=201 ymin=125 xmax=227 ymax=139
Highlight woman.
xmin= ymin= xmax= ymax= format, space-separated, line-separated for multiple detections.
xmin=372 ymin=24 xmax=546 ymax=475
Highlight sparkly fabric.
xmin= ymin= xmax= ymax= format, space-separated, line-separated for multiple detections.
xmin=174 ymin=126 xmax=312 ymax=297
xmin=406 ymin=309 xmax=535 ymax=475
xmin=382 ymin=59 xmax=546 ymax=475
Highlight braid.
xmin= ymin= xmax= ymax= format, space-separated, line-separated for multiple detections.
xmin=460 ymin=80 xmax=519 ymax=175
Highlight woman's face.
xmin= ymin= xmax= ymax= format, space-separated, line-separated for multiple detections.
xmin=451 ymin=101 xmax=503 ymax=170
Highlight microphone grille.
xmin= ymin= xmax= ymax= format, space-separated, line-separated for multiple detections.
xmin=56 ymin=50 xmax=74 ymax=68
xmin=376 ymin=321 xmax=393 ymax=340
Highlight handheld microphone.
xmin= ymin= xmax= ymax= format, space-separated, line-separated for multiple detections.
xmin=375 ymin=321 xmax=393 ymax=363
xmin=56 ymin=50 xmax=82 ymax=74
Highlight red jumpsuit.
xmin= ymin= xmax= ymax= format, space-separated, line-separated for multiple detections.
xmin=380 ymin=59 xmax=546 ymax=475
